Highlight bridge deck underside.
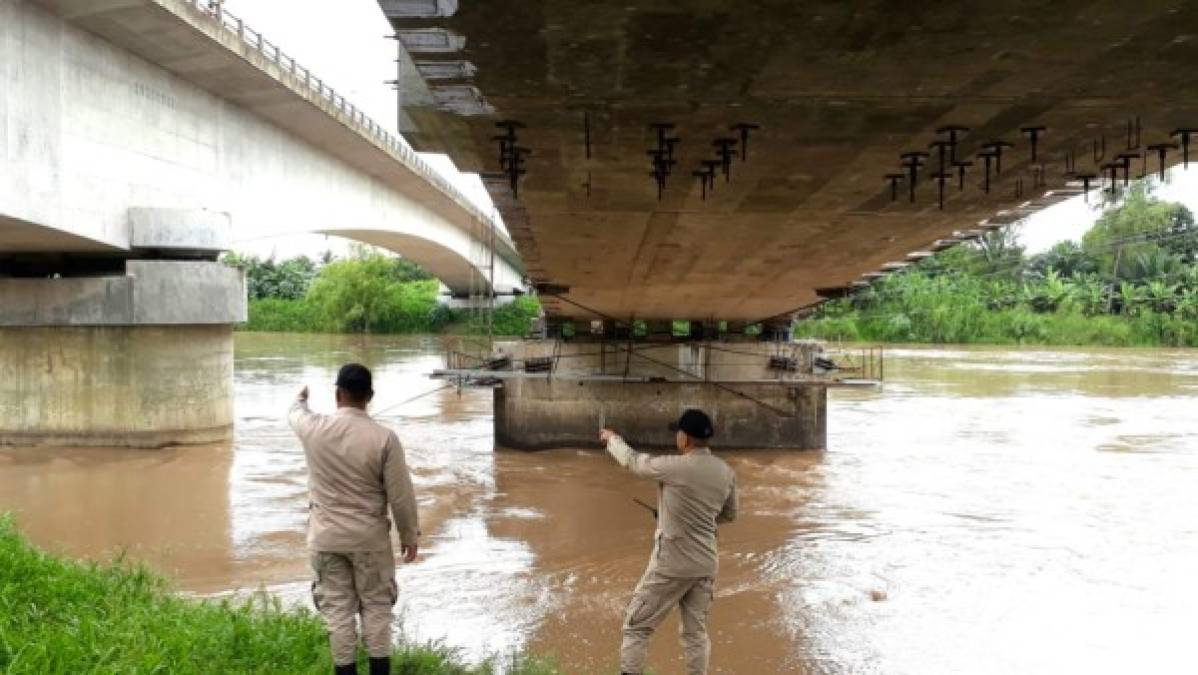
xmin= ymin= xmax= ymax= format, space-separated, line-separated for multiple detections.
xmin=0 ymin=215 xmax=122 ymax=254
xmin=387 ymin=1 xmax=1198 ymax=322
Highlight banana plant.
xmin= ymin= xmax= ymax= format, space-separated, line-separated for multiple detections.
xmin=1118 ymin=281 xmax=1148 ymax=316
xmin=1145 ymin=280 xmax=1180 ymax=314
xmin=1177 ymin=289 xmax=1198 ymax=320
xmin=1071 ymin=274 xmax=1110 ymax=316
xmin=1034 ymin=269 xmax=1072 ymax=312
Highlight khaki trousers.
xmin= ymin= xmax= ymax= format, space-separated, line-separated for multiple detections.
xmin=310 ymin=549 xmax=398 ymax=666
xmin=621 ymin=568 xmax=715 ymax=675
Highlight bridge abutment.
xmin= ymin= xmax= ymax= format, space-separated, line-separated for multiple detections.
xmin=0 ymin=260 xmax=246 ymax=448
xmin=489 ymin=341 xmax=828 ymax=451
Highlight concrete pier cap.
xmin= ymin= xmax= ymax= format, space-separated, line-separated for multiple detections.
xmin=0 ymin=255 xmax=246 ymax=449
xmin=128 ymin=208 xmax=232 ymax=258
xmin=489 ymin=340 xmax=828 ymax=451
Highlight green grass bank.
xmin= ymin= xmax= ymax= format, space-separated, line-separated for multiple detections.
xmin=794 ymin=306 xmax=1198 ymax=348
xmin=0 ymin=516 xmax=556 ymax=674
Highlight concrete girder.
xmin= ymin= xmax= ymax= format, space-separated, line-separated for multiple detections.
xmin=4 ymin=0 xmax=523 ymax=296
xmin=381 ymin=0 xmax=1198 ymax=322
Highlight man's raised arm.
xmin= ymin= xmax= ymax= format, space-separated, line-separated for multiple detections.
xmin=383 ymin=432 xmax=420 ymax=562
xmin=288 ymin=386 xmax=316 ymax=436
xmin=601 ymin=430 xmax=670 ymax=482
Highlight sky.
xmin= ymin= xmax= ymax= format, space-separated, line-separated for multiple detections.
xmin=224 ymin=1 xmax=1198 ymax=260
xmin=1018 ymin=168 xmax=1198 ymax=252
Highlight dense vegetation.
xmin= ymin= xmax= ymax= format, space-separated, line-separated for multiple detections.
xmin=0 ymin=516 xmax=556 ymax=674
xmin=223 ymin=247 xmax=541 ymax=336
xmin=795 ymin=183 xmax=1198 ymax=347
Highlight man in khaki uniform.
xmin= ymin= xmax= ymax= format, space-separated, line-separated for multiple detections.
xmin=289 ymin=363 xmax=420 ymax=675
xmin=600 ymin=408 xmax=738 ymax=675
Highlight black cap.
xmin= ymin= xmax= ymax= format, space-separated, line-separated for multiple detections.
xmin=668 ymin=409 xmax=714 ymax=439
xmin=335 ymin=363 xmax=373 ymax=398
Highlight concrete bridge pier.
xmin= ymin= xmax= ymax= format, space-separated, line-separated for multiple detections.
xmin=489 ymin=340 xmax=828 ymax=451
xmin=0 ymin=212 xmax=246 ymax=449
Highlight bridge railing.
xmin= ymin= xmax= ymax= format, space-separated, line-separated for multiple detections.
xmin=181 ymin=0 xmax=513 ymax=253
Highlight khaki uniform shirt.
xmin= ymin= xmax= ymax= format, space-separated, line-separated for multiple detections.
xmin=607 ymin=437 xmax=738 ymax=578
xmin=289 ymin=401 xmax=419 ymax=552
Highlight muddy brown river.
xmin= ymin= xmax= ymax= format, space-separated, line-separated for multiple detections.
xmin=2 ymin=334 xmax=1196 ymax=674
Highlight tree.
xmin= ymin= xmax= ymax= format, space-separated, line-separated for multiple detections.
xmin=307 ymin=253 xmax=399 ymax=332
xmin=1028 ymin=241 xmax=1098 ymax=279
xmin=1127 ymin=249 xmax=1185 ymax=283
xmin=345 ymin=243 xmax=433 ymax=283
xmin=389 ymin=258 xmax=434 ymax=283
xmin=305 ymin=251 xmax=447 ymax=333
xmin=972 ymin=225 xmax=1026 ymax=278
xmin=222 ymin=253 xmax=318 ymax=300
xmin=1082 ymin=183 xmax=1195 ymax=280
xmin=914 ymin=226 xmax=1025 ymax=284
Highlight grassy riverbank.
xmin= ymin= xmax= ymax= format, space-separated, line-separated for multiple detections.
xmin=793 ymin=298 xmax=1198 ymax=347
xmin=0 ymin=516 xmax=555 ymax=674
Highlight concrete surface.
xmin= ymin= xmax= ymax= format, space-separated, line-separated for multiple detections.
xmin=2 ymin=0 xmax=522 ymax=295
xmin=496 ymin=379 xmax=826 ymax=451
xmin=0 ymin=260 xmax=246 ymax=326
xmin=0 ymin=325 xmax=234 ymax=447
xmin=384 ymin=1 xmax=1198 ymax=321
xmin=129 ymin=208 xmax=232 ymax=255
xmin=492 ymin=339 xmax=821 ymax=381
xmin=491 ymin=340 xmax=827 ymax=450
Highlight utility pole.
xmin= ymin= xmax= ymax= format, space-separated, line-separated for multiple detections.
xmin=487 ymin=213 xmax=495 ymax=351
xmin=1109 ymin=246 xmax=1124 ymax=314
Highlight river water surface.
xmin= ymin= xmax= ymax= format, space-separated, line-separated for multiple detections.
xmin=1 ymin=334 xmax=1196 ymax=674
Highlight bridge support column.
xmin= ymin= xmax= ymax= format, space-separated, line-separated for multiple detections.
xmin=0 ymin=260 xmax=246 ymax=448
xmin=490 ymin=341 xmax=827 ymax=451
xmin=760 ymin=319 xmax=794 ymax=342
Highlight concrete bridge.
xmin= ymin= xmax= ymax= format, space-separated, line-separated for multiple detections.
xmin=381 ymin=0 xmax=1198 ymax=450
xmin=385 ymin=1 xmax=1198 ymax=325
xmin=0 ymin=0 xmax=524 ymax=447
xmin=1 ymin=0 xmax=523 ymax=295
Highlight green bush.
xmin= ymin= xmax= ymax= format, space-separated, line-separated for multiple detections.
xmin=453 ymin=295 xmax=542 ymax=337
xmin=244 ymin=298 xmax=323 ymax=333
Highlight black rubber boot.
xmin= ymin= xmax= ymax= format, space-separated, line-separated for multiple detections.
xmin=334 ymin=664 xmax=356 ymax=675
xmin=368 ymin=657 xmax=390 ymax=675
